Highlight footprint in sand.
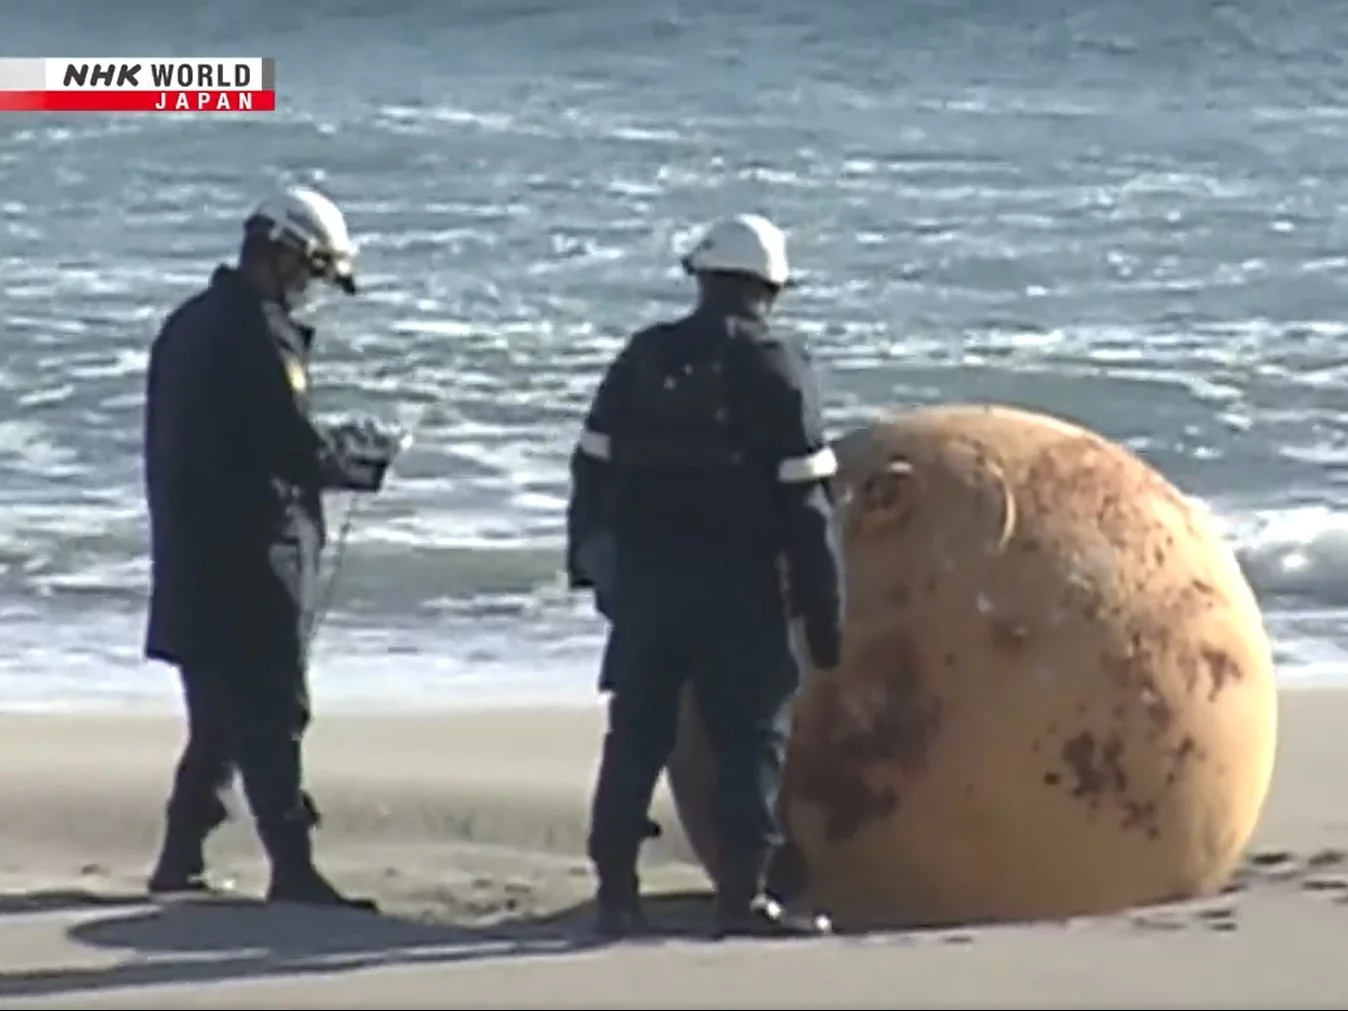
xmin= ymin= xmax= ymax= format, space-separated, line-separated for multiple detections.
xmin=1194 ymin=907 xmax=1238 ymax=932
xmin=1240 ymin=847 xmax=1348 ymax=896
xmin=1300 ymin=876 xmax=1348 ymax=895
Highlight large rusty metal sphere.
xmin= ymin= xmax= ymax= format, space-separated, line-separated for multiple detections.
xmin=667 ymin=404 xmax=1277 ymax=929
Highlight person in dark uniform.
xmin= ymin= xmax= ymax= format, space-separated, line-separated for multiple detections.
xmin=143 ymin=186 xmax=405 ymax=910
xmin=566 ymin=213 xmax=844 ymax=938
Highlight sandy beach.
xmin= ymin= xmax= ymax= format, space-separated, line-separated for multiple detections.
xmin=0 ymin=689 xmax=1339 ymax=1008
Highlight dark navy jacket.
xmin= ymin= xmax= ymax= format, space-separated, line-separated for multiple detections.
xmin=566 ymin=306 xmax=844 ymax=671
xmin=143 ymin=266 xmax=373 ymax=674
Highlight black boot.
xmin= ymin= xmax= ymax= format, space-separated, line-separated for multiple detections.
xmin=713 ymin=851 xmax=830 ymax=939
xmin=585 ymin=727 xmax=663 ymax=939
xmin=261 ymin=819 xmax=377 ymax=912
xmin=147 ymin=804 xmax=228 ymax=894
xmin=594 ymin=867 xmax=646 ymax=939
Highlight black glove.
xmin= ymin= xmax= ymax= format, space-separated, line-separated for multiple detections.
xmin=574 ymin=532 xmax=617 ymax=619
xmin=803 ymin=616 xmax=842 ymax=672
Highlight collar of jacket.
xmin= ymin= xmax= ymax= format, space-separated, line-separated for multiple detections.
xmin=696 ymin=291 xmax=766 ymax=321
xmin=211 ymin=264 xmax=315 ymax=349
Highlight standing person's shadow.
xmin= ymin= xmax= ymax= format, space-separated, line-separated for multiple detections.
xmin=0 ymin=888 xmax=720 ymax=1000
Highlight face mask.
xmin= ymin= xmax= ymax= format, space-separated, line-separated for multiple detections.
xmin=265 ymin=245 xmax=314 ymax=314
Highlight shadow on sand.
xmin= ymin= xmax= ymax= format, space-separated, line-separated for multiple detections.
xmin=0 ymin=887 xmax=722 ymax=1000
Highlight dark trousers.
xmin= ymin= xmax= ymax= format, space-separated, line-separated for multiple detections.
xmin=587 ymin=539 xmax=799 ymax=884
xmin=165 ymin=664 xmax=316 ymax=847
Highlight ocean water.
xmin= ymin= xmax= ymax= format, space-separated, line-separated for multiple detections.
xmin=2 ymin=0 xmax=1348 ymax=710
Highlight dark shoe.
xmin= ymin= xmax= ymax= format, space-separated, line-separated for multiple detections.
xmin=147 ymin=819 xmax=212 ymax=895
xmin=593 ymin=872 xmax=646 ymax=939
xmin=712 ymin=895 xmax=831 ymax=939
xmin=148 ymin=870 xmax=214 ymax=895
xmin=594 ymin=900 xmax=647 ymax=939
xmin=260 ymin=817 xmax=377 ymax=912
xmin=148 ymin=859 xmax=237 ymax=896
xmin=147 ymin=850 xmax=207 ymax=894
xmin=266 ymin=869 xmax=378 ymax=912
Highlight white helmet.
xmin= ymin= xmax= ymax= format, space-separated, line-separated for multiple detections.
xmin=682 ymin=214 xmax=791 ymax=288
xmin=248 ymin=186 xmax=357 ymax=294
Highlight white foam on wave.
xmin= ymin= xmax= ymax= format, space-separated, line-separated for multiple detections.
xmin=1227 ymin=504 xmax=1348 ymax=605
xmin=345 ymin=509 xmax=557 ymax=552
xmin=1 ymin=493 xmax=1346 ymax=713
xmin=64 ymin=348 xmax=150 ymax=382
xmin=17 ymin=384 xmax=74 ymax=409
xmin=0 ymin=604 xmax=607 ymax=714
xmin=31 ymin=557 xmax=147 ymax=596
xmin=1210 ymin=502 xmax=1348 ymax=680
xmin=375 ymin=104 xmax=528 ymax=135
xmin=0 ymin=420 xmax=83 ymax=478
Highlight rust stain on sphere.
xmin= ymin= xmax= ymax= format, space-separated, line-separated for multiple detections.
xmin=666 ymin=404 xmax=1277 ymax=929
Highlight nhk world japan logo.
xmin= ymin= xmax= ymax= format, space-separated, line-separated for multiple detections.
xmin=0 ymin=58 xmax=276 ymax=112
